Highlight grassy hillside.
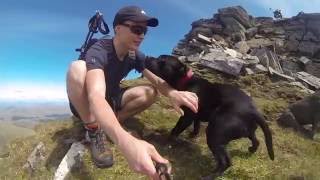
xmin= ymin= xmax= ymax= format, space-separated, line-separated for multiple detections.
xmin=0 ymin=122 xmax=35 ymax=153
xmin=0 ymin=76 xmax=319 ymax=180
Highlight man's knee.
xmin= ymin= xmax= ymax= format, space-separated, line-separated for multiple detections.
xmin=67 ymin=60 xmax=86 ymax=80
xmin=136 ymin=85 xmax=158 ymax=108
xmin=66 ymin=60 xmax=92 ymax=122
xmin=143 ymin=85 xmax=158 ymax=102
xmin=67 ymin=60 xmax=87 ymax=90
xmin=123 ymin=85 xmax=158 ymax=106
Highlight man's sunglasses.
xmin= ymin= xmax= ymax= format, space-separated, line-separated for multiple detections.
xmin=121 ymin=23 xmax=148 ymax=35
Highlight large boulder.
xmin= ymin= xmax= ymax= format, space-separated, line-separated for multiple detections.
xmin=305 ymin=62 xmax=320 ymax=78
xmin=303 ymin=31 xmax=319 ymax=42
xmin=284 ymin=40 xmax=300 ymax=52
xmin=217 ymin=6 xmax=253 ymax=29
xmin=298 ymin=41 xmax=320 ymax=57
xmin=280 ymin=58 xmax=303 ymax=76
xmin=220 ymin=16 xmax=246 ymax=34
xmin=296 ymin=13 xmax=320 ymax=37
xmin=286 ymin=31 xmax=305 ymax=41
xmin=246 ymin=38 xmax=274 ymax=49
xmin=255 ymin=17 xmax=273 ymax=25
xmin=234 ymin=41 xmax=250 ymax=54
xmin=200 ymin=49 xmax=245 ymax=76
xmin=245 ymin=27 xmax=258 ymax=39
xmin=187 ymin=26 xmax=214 ymax=40
xmin=215 ymin=6 xmax=257 ymax=42
xmin=307 ymin=19 xmax=320 ymax=37
xmin=191 ymin=18 xmax=224 ymax=34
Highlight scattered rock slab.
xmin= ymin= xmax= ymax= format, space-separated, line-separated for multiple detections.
xmin=54 ymin=142 xmax=85 ymax=180
xmin=299 ymin=56 xmax=311 ymax=65
xmin=23 ymin=142 xmax=45 ymax=174
xmin=296 ymin=71 xmax=320 ymax=89
xmin=289 ymin=82 xmax=315 ymax=94
xmin=200 ymin=56 xmax=244 ymax=76
xmin=269 ymin=67 xmax=295 ymax=81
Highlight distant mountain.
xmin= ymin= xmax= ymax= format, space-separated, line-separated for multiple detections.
xmin=0 ymin=101 xmax=72 ymax=128
xmin=0 ymin=101 xmax=72 ymax=120
xmin=0 ymin=101 xmax=72 ymax=152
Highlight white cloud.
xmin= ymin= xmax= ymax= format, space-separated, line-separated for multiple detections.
xmin=0 ymin=83 xmax=68 ymax=102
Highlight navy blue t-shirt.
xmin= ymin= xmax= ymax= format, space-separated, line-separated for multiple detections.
xmin=85 ymin=38 xmax=146 ymax=98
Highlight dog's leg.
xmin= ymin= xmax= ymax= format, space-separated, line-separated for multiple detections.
xmin=211 ymin=147 xmax=223 ymax=175
xmin=170 ymin=115 xmax=194 ymax=139
xmin=220 ymin=145 xmax=231 ymax=173
xmin=211 ymin=145 xmax=230 ymax=176
xmin=311 ymin=121 xmax=317 ymax=139
xmin=248 ymin=131 xmax=259 ymax=153
xmin=311 ymin=116 xmax=320 ymax=139
xmin=310 ymin=115 xmax=320 ymax=139
xmin=189 ymin=119 xmax=201 ymax=138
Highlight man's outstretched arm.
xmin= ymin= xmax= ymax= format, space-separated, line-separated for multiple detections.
xmin=85 ymin=69 xmax=167 ymax=179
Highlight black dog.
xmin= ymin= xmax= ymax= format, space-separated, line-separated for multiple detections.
xmin=145 ymin=55 xmax=274 ymax=176
xmin=277 ymin=91 xmax=320 ymax=139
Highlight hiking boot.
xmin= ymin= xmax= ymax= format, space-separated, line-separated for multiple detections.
xmin=86 ymin=128 xmax=114 ymax=168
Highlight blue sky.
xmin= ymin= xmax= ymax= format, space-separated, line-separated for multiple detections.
xmin=1 ymin=0 xmax=319 ymax=102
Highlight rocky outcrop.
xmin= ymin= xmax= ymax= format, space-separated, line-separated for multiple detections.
xmin=172 ymin=6 xmax=320 ymax=91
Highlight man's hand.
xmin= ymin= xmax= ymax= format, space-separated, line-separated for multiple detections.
xmin=168 ymin=90 xmax=198 ymax=116
xmin=142 ymin=69 xmax=198 ymax=115
xmin=118 ymin=133 xmax=169 ymax=180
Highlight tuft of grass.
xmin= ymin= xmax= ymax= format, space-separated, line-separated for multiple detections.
xmin=253 ymin=97 xmax=288 ymax=120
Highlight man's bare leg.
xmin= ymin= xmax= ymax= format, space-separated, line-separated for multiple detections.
xmin=66 ymin=60 xmax=94 ymax=123
xmin=66 ymin=61 xmax=157 ymax=122
xmin=66 ymin=60 xmax=113 ymax=168
xmin=117 ymin=85 xmax=158 ymax=122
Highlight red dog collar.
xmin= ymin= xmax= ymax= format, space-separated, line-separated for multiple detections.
xmin=177 ymin=69 xmax=194 ymax=89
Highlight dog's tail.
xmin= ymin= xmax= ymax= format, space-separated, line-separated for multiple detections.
xmin=253 ymin=113 xmax=275 ymax=160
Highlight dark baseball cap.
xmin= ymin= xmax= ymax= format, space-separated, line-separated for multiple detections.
xmin=113 ymin=6 xmax=159 ymax=28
